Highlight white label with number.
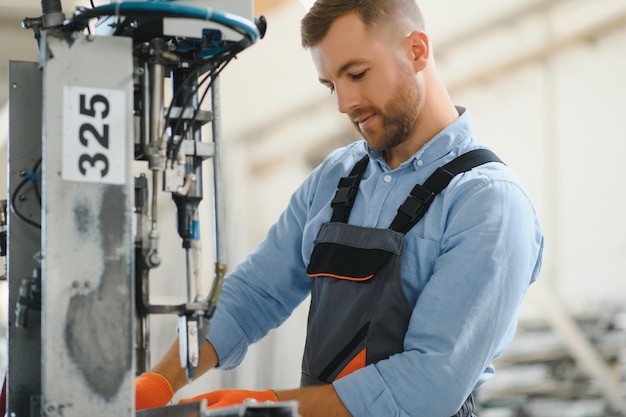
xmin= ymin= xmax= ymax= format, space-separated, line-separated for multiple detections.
xmin=62 ymin=86 xmax=126 ymax=185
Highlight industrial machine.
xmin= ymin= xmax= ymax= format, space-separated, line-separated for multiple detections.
xmin=5 ymin=1 xmax=297 ymax=416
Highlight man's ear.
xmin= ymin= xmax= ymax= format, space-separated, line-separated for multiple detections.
xmin=407 ymin=30 xmax=430 ymax=72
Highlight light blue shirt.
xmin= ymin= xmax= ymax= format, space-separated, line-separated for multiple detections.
xmin=207 ymin=107 xmax=544 ymax=416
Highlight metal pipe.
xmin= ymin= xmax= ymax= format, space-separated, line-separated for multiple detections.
xmin=135 ymin=314 xmax=149 ymax=374
xmin=211 ymin=77 xmax=226 ymax=265
xmin=149 ymin=60 xmax=164 ymax=149
xmin=206 ymin=76 xmax=227 ymax=315
xmin=140 ymin=60 xmax=150 ymax=155
xmin=39 ymin=0 xmax=64 ymax=28
xmin=150 ymin=171 xmax=159 ymax=236
xmin=185 ymin=247 xmax=193 ymax=303
xmin=41 ymin=0 xmax=62 ymax=15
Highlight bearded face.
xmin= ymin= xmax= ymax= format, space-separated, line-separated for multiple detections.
xmin=348 ymin=62 xmax=421 ymax=151
xmin=311 ymin=13 xmax=424 ymax=155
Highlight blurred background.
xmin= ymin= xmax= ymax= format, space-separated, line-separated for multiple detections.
xmin=1 ymin=0 xmax=625 ymax=416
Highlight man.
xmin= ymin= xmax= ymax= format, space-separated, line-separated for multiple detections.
xmin=136 ymin=1 xmax=544 ymax=416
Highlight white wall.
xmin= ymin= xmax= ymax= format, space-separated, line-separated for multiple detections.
xmin=457 ymin=26 xmax=626 ymax=311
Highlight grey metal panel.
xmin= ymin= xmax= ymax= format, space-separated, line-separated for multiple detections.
xmin=40 ymin=33 xmax=134 ymax=417
xmin=8 ymin=60 xmax=43 ymax=417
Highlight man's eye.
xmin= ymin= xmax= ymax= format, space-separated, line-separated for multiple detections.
xmin=351 ymin=70 xmax=368 ymax=80
xmin=329 ymin=85 xmax=335 ymax=94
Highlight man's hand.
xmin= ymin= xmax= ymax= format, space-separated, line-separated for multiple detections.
xmin=135 ymin=372 xmax=175 ymax=410
xmin=179 ymin=389 xmax=278 ymax=409
xmin=182 ymin=385 xmax=352 ymax=416
xmin=137 ymin=338 xmax=350 ymax=416
xmin=275 ymin=385 xmax=352 ymax=417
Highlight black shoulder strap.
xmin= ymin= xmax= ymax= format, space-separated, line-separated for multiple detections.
xmin=330 ymin=155 xmax=370 ymax=223
xmin=389 ymin=149 xmax=503 ymax=234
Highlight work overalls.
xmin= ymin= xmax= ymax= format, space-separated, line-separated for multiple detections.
xmin=302 ymin=149 xmax=502 ymax=417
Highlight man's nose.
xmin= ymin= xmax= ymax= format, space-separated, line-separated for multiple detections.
xmin=336 ymin=85 xmax=360 ymax=114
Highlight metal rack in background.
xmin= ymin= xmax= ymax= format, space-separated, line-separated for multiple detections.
xmin=476 ymin=304 xmax=626 ymax=417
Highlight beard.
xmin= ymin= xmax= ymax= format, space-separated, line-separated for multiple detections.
xmin=350 ymin=73 xmax=421 ymax=152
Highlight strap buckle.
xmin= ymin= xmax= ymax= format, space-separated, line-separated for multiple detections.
xmin=396 ymin=185 xmax=435 ymax=223
xmin=331 ymin=175 xmax=360 ymax=207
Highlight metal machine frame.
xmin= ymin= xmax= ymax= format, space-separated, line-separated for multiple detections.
xmin=5 ymin=1 xmax=294 ymax=416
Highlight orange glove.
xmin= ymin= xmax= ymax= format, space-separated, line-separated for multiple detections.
xmin=135 ymin=372 xmax=175 ymax=410
xmin=179 ymin=389 xmax=278 ymax=409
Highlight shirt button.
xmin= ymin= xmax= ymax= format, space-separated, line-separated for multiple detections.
xmin=417 ymin=159 xmax=424 ymax=166
xmin=384 ymin=175 xmax=392 ymax=183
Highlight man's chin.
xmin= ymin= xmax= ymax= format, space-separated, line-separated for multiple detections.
xmin=366 ymin=143 xmax=385 ymax=152
xmin=357 ymin=131 xmax=381 ymax=151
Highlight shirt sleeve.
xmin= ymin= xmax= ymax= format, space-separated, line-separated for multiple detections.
xmin=334 ymin=173 xmax=544 ymax=417
xmin=206 ymin=173 xmax=316 ymax=369
xmin=206 ymin=145 xmax=364 ymax=368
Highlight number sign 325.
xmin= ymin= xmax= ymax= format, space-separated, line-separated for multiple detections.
xmin=63 ymin=86 xmax=126 ymax=185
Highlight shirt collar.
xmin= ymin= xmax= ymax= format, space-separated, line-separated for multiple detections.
xmin=365 ymin=105 xmax=474 ymax=171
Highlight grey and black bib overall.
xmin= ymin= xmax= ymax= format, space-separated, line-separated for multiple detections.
xmin=302 ymin=149 xmax=502 ymax=417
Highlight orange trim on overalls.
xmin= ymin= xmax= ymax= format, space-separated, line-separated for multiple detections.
xmin=335 ymin=348 xmax=367 ymax=380
xmin=306 ymin=273 xmax=374 ymax=281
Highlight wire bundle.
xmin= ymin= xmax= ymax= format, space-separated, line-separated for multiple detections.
xmin=64 ymin=0 xmax=262 ymax=163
